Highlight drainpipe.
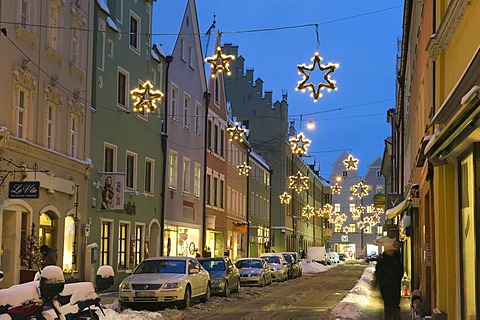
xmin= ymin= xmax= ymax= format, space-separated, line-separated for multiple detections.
xmin=202 ymin=91 xmax=211 ymax=257
xmin=246 ymin=147 xmax=251 ymax=257
xmin=159 ymin=54 xmax=173 ymax=256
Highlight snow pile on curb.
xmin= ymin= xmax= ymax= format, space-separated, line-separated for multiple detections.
xmin=301 ymin=259 xmax=333 ymax=274
xmin=329 ymin=265 xmax=376 ymax=319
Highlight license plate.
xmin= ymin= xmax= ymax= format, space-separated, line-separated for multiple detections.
xmin=136 ymin=291 xmax=155 ymax=297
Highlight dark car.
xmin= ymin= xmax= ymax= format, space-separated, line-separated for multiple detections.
xmin=198 ymin=257 xmax=240 ymax=297
xmin=281 ymin=252 xmax=302 ymax=277
xmin=280 ymin=253 xmax=299 ymax=279
xmin=338 ymin=253 xmax=346 ymax=261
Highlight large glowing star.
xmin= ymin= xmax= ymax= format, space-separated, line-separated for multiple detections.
xmin=289 ymin=133 xmax=311 ymax=155
xmin=279 ymin=192 xmax=291 ymax=204
xmin=205 ymin=46 xmax=235 ymax=78
xmin=302 ymin=204 xmax=316 ymax=219
xmin=130 ymin=81 xmax=164 ymax=113
xmin=296 ymin=52 xmax=338 ymax=101
xmin=343 ymin=154 xmax=359 ymax=170
xmin=331 ymin=183 xmax=342 ymax=194
xmin=352 ymin=181 xmax=370 ymax=199
xmin=227 ymin=122 xmax=247 ymax=142
xmin=237 ymin=162 xmax=251 ymax=176
xmin=289 ymin=171 xmax=309 ymax=192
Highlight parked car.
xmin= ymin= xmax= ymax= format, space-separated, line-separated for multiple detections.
xmin=198 ymin=257 xmax=240 ymax=297
xmin=326 ymin=252 xmax=340 ymax=264
xmin=338 ymin=253 xmax=346 ymax=261
xmin=307 ymin=246 xmax=326 ymax=264
xmin=281 ymin=252 xmax=302 ymax=277
xmin=280 ymin=253 xmax=299 ymax=279
xmin=235 ymin=258 xmax=272 ymax=287
xmin=119 ymin=257 xmax=211 ymax=310
xmin=365 ymin=254 xmax=379 ymax=262
xmin=260 ymin=253 xmax=288 ymax=282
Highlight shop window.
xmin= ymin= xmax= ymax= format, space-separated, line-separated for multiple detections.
xmin=118 ymin=223 xmax=129 ymax=268
xmin=100 ymin=221 xmax=112 ymax=265
xmin=62 ymin=216 xmax=75 ymax=272
xmin=39 ymin=212 xmax=56 ymax=248
xmin=134 ymin=225 xmax=144 ymax=266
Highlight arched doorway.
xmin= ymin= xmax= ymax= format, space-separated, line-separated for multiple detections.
xmin=39 ymin=212 xmax=57 ymax=248
xmin=149 ymin=220 xmax=160 ymax=257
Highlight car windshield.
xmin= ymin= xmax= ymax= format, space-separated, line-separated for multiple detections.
xmin=236 ymin=259 xmax=262 ymax=269
xmin=134 ymin=260 xmax=186 ymax=274
xmin=290 ymin=253 xmax=298 ymax=261
xmin=200 ymin=260 xmax=225 ymax=272
xmin=262 ymin=256 xmax=281 ymax=264
xmin=283 ymin=255 xmax=293 ymax=264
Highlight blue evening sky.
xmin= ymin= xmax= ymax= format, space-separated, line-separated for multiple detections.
xmin=152 ymin=0 xmax=404 ymax=177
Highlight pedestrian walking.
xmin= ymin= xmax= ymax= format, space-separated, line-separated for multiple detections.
xmin=40 ymin=244 xmax=58 ymax=268
xmin=375 ymin=239 xmax=403 ymax=320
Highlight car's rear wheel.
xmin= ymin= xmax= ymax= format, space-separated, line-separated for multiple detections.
xmin=201 ymin=283 xmax=211 ymax=303
xmin=178 ymin=286 xmax=191 ymax=310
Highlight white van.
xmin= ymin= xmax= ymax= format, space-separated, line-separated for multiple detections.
xmin=306 ymin=247 xmax=326 ymax=263
xmin=326 ymin=252 xmax=340 ymax=264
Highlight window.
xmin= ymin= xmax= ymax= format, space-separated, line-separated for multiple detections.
xmin=214 ymin=124 xmax=219 ymax=154
xmin=62 ymin=216 xmax=75 ymax=273
xmin=118 ymin=223 xmax=129 ymax=268
xmin=334 ymin=203 xmax=341 ymax=212
xmin=69 ymin=114 xmax=78 ymax=158
xmin=219 ymin=179 xmax=224 ymax=208
xmin=188 ymin=45 xmax=193 ymax=67
xmin=145 ymin=158 xmax=154 ymax=193
xmin=126 ymin=152 xmax=137 ymax=189
xmin=129 ymin=13 xmax=140 ymax=51
xmin=214 ymin=177 xmax=220 ymax=207
xmin=117 ymin=68 xmax=129 ymax=108
xmin=104 ymin=144 xmax=117 ymax=172
xmin=46 ymin=104 xmax=55 ymax=149
xmin=169 ymin=151 xmax=178 ymax=189
xmin=349 ymin=204 xmax=355 ymax=213
xmin=183 ymin=158 xmax=190 ymax=193
xmin=170 ymin=85 xmax=178 ymax=120
xmin=195 ymin=103 xmax=201 ymax=135
xmin=180 ymin=37 xmax=185 ymax=61
xmin=183 ymin=94 xmax=190 ymax=128
xmin=214 ymin=78 xmax=220 ymax=104
xmin=116 ymin=0 xmax=123 ymax=24
xmin=342 ymin=171 xmax=348 ymax=177
xmin=19 ymin=0 xmax=32 ymax=30
xmin=71 ymin=27 xmax=81 ymax=67
xmin=377 ymin=226 xmax=383 ymax=235
xmin=376 ymin=170 xmax=382 ymax=177
xmin=194 ymin=163 xmax=201 ymax=197
xmin=107 ymin=39 xmax=114 ymax=58
xmin=134 ymin=225 xmax=144 ymax=266
xmin=220 ymin=129 xmax=225 ymax=157
xmin=16 ymin=88 xmax=27 ymax=139
xmin=39 ymin=212 xmax=56 ymax=250
xmin=376 ymin=185 xmax=383 ymax=194
xmin=206 ymin=173 xmax=211 ymax=204
xmin=349 ymin=224 xmax=356 ymax=233
xmin=101 ymin=221 xmax=112 ymax=265
xmin=207 ymin=119 xmax=212 ymax=150
xmin=98 ymin=20 xmax=106 ymax=71
xmin=334 ymin=224 xmax=341 ymax=233
xmin=364 ymin=226 xmax=372 ymax=234
xmin=48 ymin=2 xmax=60 ymax=49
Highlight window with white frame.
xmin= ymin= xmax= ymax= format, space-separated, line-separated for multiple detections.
xmin=377 ymin=226 xmax=383 ymax=234
xmin=71 ymin=27 xmax=80 ymax=66
xmin=334 ymin=224 xmax=341 ymax=233
xmin=45 ymin=104 xmax=55 ymax=149
xmin=349 ymin=224 xmax=356 ymax=233
xmin=214 ymin=78 xmax=220 ymax=104
xmin=145 ymin=158 xmax=154 ymax=194
xmin=194 ymin=163 xmax=201 ymax=197
xmin=100 ymin=220 xmax=113 ymax=266
xmin=195 ymin=103 xmax=201 ymax=135
xmin=104 ymin=143 xmax=117 ymax=172
xmin=183 ymin=157 xmax=190 ymax=193
xmin=129 ymin=12 xmax=140 ymax=51
xmin=107 ymin=39 xmax=114 ymax=58
xmin=364 ymin=226 xmax=372 ymax=234
xmin=126 ymin=151 xmax=137 ymax=189
xmin=98 ymin=19 xmax=106 ymax=71
xmin=134 ymin=224 xmax=144 ymax=266
xmin=170 ymin=85 xmax=178 ymax=120
xmin=116 ymin=0 xmax=123 ymax=24
xmin=19 ymin=0 xmax=34 ymax=31
xmin=16 ymin=88 xmax=28 ymax=139
xmin=117 ymin=68 xmax=129 ymax=108
xmin=214 ymin=124 xmax=219 ymax=154
xmin=180 ymin=37 xmax=186 ymax=61
xmin=183 ymin=94 xmax=190 ymax=128
xmin=220 ymin=128 xmax=225 ymax=157
xmin=69 ymin=114 xmax=78 ymax=158
xmin=213 ymin=177 xmax=218 ymax=206
xmin=169 ymin=151 xmax=178 ymax=189
xmin=334 ymin=203 xmax=341 ymax=212
xmin=207 ymin=119 xmax=212 ymax=150
xmin=349 ymin=203 xmax=355 ymax=213
xmin=48 ymin=1 xmax=61 ymax=50
xmin=188 ymin=45 xmax=193 ymax=67
xmin=227 ymin=186 xmax=231 ymax=211
xmin=219 ymin=179 xmax=224 ymax=208
xmin=118 ymin=222 xmax=129 ymax=269
xmin=206 ymin=173 xmax=211 ymax=204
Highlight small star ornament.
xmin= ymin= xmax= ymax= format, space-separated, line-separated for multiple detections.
xmin=296 ymin=52 xmax=338 ymax=101
xmin=205 ymin=46 xmax=235 ymax=78
xmin=290 ymin=133 xmax=311 ymax=155
xmin=343 ymin=155 xmax=359 ymax=170
xmin=130 ymin=81 xmax=164 ymax=113
xmin=279 ymin=192 xmax=292 ymax=204
xmin=237 ymin=162 xmax=251 ymax=176
xmin=227 ymin=122 xmax=247 ymax=142
xmin=352 ymin=181 xmax=370 ymax=199
xmin=289 ymin=171 xmax=309 ymax=193
xmin=302 ymin=204 xmax=316 ymax=219
xmin=331 ymin=183 xmax=342 ymax=194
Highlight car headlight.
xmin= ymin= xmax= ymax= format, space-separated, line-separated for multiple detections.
xmin=119 ymin=282 xmax=130 ymax=290
xmin=164 ymin=282 xmax=181 ymax=289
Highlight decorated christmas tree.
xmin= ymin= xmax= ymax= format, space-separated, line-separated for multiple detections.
xmin=20 ymin=223 xmax=41 ymax=270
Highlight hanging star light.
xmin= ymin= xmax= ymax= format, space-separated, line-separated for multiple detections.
xmin=302 ymin=204 xmax=316 ymax=219
xmin=227 ymin=122 xmax=247 ymax=142
xmin=289 ymin=133 xmax=311 ymax=155
xmin=205 ymin=46 xmax=235 ymax=78
xmin=289 ymin=171 xmax=309 ymax=193
xmin=130 ymin=81 xmax=164 ymax=113
xmin=343 ymin=154 xmax=359 ymax=170
xmin=351 ymin=211 xmax=361 ymax=220
xmin=296 ymin=52 xmax=338 ymax=101
xmin=331 ymin=183 xmax=342 ymax=194
xmin=237 ymin=162 xmax=251 ymax=176
xmin=352 ymin=181 xmax=370 ymax=199
xmin=279 ymin=192 xmax=292 ymax=204
xmin=357 ymin=220 xmax=365 ymax=230
xmin=343 ymin=226 xmax=350 ymax=234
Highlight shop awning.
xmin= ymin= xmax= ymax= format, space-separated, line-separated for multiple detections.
xmin=385 ymin=199 xmax=410 ymax=220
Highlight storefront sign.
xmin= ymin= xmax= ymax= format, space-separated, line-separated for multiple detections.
xmin=8 ymin=181 xmax=40 ymax=198
xmin=341 ymin=235 xmax=349 ymax=242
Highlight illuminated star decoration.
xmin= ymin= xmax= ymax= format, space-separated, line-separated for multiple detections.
xmin=227 ymin=122 xmax=247 ymax=142
xmin=343 ymin=226 xmax=350 ymax=234
xmin=343 ymin=155 xmax=359 ymax=170
xmin=130 ymin=81 xmax=164 ymax=113
xmin=237 ymin=162 xmax=251 ymax=176
xmin=318 ymin=203 xmax=334 ymax=218
xmin=302 ymin=204 xmax=316 ymax=219
xmin=351 ymin=205 xmax=365 ymax=220
xmin=205 ymin=46 xmax=235 ymax=78
xmin=289 ymin=133 xmax=311 ymax=155
xmin=279 ymin=192 xmax=292 ymax=204
xmin=331 ymin=183 xmax=342 ymax=194
xmin=289 ymin=171 xmax=309 ymax=193
xmin=352 ymin=181 xmax=370 ymax=199
xmin=296 ymin=52 xmax=338 ymax=101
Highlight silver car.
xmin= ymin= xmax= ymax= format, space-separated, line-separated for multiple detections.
xmin=235 ymin=258 xmax=272 ymax=287
xmin=119 ymin=257 xmax=211 ymax=310
xmin=260 ymin=253 xmax=289 ymax=282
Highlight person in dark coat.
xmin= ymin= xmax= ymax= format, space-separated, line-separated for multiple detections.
xmin=40 ymin=244 xmax=58 ymax=268
xmin=375 ymin=239 xmax=403 ymax=320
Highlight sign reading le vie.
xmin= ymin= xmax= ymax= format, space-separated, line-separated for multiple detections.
xmin=8 ymin=181 xmax=40 ymax=199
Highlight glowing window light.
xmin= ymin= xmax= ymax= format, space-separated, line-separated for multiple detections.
xmin=295 ymin=52 xmax=338 ymax=101
xmin=130 ymin=81 xmax=164 ymax=113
